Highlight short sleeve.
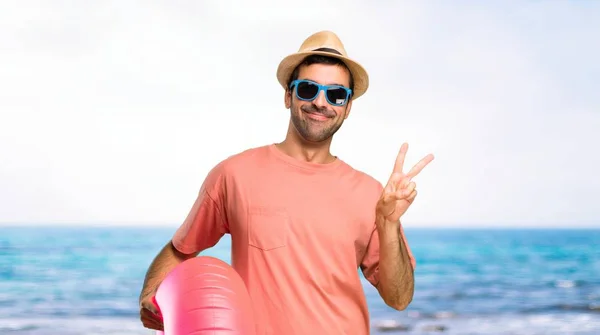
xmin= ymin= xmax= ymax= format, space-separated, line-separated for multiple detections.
xmin=360 ymin=223 xmax=417 ymax=288
xmin=171 ymin=163 xmax=229 ymax=255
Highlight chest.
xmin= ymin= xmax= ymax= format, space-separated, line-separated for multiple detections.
xmin=226 ymin=171 xmax=376 ymax=252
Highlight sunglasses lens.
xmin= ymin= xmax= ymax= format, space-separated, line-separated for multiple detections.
xmin=296 ymin=81 xmax=319 ymax=100
xmin=326 ymin=88 xmax=349 ymax=105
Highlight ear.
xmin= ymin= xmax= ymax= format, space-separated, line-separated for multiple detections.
xmin=343 ymin=99 xmax=353 ymax=119
xmin=284 ymin=89 xmax=292 ymax=109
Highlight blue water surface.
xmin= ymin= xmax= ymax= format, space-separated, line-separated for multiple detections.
xmin=1 ymin=226 xmax=599 ymax=334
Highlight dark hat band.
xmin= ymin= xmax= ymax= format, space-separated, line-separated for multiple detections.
xmin=312 ymin=47 xmax=343 ymax=56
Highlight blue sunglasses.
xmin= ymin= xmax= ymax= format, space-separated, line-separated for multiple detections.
xmin=289 ymin=79 xmax=352 ymax=106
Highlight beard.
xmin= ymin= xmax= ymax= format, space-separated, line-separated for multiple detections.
xmin=290 ymin=102 xmax=345 ymax=143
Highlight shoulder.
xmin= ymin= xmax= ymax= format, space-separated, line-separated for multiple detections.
xmin=212 ymin=145 xmax=269 ymax=173
xmin=197 ymin=145 xmax=269 ymax=198
xmin=203 ymin=145 xmax=269 ymax=184
xmin=339 ymin=161 xmax=384 ymax=197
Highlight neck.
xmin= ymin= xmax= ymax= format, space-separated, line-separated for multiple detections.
xmin=276 ymin=124 xmax=336 ymax=165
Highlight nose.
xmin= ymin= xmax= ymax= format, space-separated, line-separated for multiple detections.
xmin=313 ymin=90 xmax=329 ymax=108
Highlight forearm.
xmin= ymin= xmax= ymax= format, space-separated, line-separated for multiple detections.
xmin=139 ymin=241 xmax=197 ymax=301
xmin=375 ymin=217 xmax=414 ymax=310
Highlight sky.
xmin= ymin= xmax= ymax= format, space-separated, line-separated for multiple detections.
xmin=1 ymin=1 xmax=598 ymax=228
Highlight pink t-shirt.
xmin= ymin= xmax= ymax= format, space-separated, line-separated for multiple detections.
xmin=172 ymin=144 xmax=416 ymax=335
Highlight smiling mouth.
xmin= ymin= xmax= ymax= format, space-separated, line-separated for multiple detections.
xmin=303 ymin=110 xmax=330 ymax=121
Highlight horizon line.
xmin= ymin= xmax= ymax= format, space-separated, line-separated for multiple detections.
xmin=1 ymin=221 xmax=598 ymax=229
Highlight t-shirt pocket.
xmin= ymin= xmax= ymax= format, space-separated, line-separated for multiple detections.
xmin=247 ymin=207 xmax=289 ymax=251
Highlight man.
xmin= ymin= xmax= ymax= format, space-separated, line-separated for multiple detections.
xmin=139 ymin=30 xmax=434 ymax=334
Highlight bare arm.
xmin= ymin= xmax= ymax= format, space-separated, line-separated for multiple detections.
xmin=139 ymin=165 xmax=229 ymax=331
xmin=375 ymin=217 xmax=414 ymax=310
xmin=139 ymin=241 xmax=198 ymax=302
xmin=374 ymin=142 xmax=434 ymax=310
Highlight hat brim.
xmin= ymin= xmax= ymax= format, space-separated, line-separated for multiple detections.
xmin=276 ymin=51 xmax=369 ymax=100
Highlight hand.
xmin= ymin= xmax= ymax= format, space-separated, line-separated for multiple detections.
xmin=376 ymin=143 xmax=434 ymax=223
xmin=139 ymin=293 xmax=163 ymax=331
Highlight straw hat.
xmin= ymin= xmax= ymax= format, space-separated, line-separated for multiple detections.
xmin=276 ymin=30 xmax=369 ymax=100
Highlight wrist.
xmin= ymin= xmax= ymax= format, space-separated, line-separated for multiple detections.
xmin=140 ymin=286 xmax=158 ymax=301
xmin=376 ymin=216 xmax=400 ymax=235
xmin=376 ymin=213 xmax=399 ymax=227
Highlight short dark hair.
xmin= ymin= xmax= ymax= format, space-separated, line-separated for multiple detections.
xmin=287 ymin=54 xmax=355 ymax=92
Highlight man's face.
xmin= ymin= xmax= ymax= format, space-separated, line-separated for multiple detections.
xmin=285 ymin=63 xmax=353 ymax=143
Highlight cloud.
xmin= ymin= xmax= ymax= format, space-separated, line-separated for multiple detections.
xmin=0 ymin=1 xmax=598 ymax=227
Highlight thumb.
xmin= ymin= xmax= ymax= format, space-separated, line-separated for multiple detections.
xmin=377 ymin=192 xmax=396 ymax=215
xmin=149 ymin=296 xmax=162 ymax=316
xmin=152 ymin=296 xmax=164 ymax=321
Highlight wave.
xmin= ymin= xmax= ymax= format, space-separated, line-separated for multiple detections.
xmin=522 ymin=303 xmax=600 ymax=313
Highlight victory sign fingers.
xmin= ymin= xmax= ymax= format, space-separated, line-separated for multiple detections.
xmin=378 ymin=143 xmax=434 ymax=221
xmin=388 ymin=143 xmax=434 ymax=187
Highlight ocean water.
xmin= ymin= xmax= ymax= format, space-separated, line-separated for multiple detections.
xmin=1 ymin=226 xmax=599 ymax=335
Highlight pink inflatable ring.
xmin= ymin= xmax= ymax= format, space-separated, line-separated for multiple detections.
xmin=153 ymin=256 xmax=256 ymax=335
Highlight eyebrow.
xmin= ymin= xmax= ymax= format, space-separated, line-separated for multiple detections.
xmin=301 ymin=78 xmax=347 ymax=87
